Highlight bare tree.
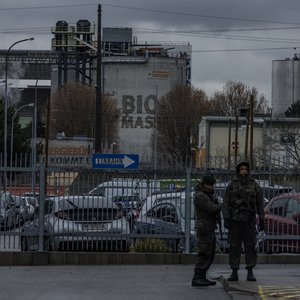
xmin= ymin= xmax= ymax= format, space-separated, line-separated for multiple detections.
xmin=154 ymin=85 xmax=212 ymax=162
xmin=210 ymin=80 xmax=269 ymax=116
xmin=49 ymin=82 xmax=120 ymax=144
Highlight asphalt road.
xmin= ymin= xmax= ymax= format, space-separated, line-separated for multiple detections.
xmin=0 ymin=264 xmax=229 ymax=300
xmin=0 ymin=264 xmax=300 ymax=300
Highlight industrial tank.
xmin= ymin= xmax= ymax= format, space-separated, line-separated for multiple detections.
xmin=54 ymin=20 xmax=69 ymax=51
xmin=272 ymin=58 xmax=300 ymax=115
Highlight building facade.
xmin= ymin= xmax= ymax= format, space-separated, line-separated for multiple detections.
xmin=198 ymin=115 xmax=300 ymax=170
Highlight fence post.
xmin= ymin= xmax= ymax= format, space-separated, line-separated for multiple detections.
xmin=184 ymin=167 xmax=191 ymax=253
xmin=38 ymin=165 xmax=45 ymax=251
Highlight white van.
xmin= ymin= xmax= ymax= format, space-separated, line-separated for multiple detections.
xmin=88 ymin=178 xmax=160 ymax=201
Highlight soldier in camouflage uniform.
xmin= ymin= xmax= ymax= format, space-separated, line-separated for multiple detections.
xmin=192 ymin=174 xmax=222 ymax=287
xmin=222 ymin=161 xmax=265 ymax=282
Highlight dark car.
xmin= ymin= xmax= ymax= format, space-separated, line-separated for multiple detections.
xmin=263 ymin=192 xmax=300 ymax=253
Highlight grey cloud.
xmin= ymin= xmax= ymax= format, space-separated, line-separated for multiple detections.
xmin=1 ymin=0 xmax=300 ymax=103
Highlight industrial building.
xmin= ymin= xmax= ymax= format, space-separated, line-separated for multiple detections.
xmin=0 ymin=21 xmax=191 ymax=166
xmin=198 ymin=115 xmax=300 ymax=170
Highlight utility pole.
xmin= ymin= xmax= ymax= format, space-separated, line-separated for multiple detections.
xmin=249 ymin=94 xmax=254 ymax=168
xmin=234 ymin=115 xmax=239 ymax=166
xmin=227 ymin=118 xmax=232 ymax=170
xmin=95 ymin=4 xmax=102 ymax=153
xmin=244 ymin=106 xmax=250 ymax=160
xmin=44 ymin=97 xmax=51 ymax=196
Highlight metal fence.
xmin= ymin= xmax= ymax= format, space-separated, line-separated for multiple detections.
xmin=0 ymin=161 xmax=300 ymax=254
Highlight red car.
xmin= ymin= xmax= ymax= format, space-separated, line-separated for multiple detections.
xmin=263 ymin=192 xmax=300 ymax=253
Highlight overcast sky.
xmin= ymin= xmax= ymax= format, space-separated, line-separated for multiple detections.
xmin=1 ymin=0 xmax=300 ymax=106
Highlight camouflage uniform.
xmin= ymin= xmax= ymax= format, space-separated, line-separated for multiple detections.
xmin=193 ymin=180 xmax=222 ymax=286
xmin=222 ymin=161 xmax=264 ymax=279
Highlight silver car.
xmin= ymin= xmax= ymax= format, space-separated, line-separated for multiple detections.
xmin=21 ymin=195 xmax=130 ymax=251
xmin=134 ymin=191 xmax=196 ymax=252
xmin=0 ymin=192 xmax=18 ymax=230
xmin=13 ymin=195 xmax=35 ymax=225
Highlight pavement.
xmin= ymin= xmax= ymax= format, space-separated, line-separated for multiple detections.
xmin=213 ymin=264 xmax=300 ymax=299
xmin=0 ymin=263 xmax=299 ymax=300
xmin=1 ymin=252 xmax=300 ymax=299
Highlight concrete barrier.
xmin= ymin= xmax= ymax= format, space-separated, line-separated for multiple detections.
xmin=0 ymin=252 xmax=300 ymax=266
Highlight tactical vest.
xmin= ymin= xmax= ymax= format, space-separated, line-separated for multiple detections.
xmin=230 ymin=179 xmax=258 ymax=222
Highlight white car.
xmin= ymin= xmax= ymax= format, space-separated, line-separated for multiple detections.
xmin=21 ymin=195 xmax=130 ymax=252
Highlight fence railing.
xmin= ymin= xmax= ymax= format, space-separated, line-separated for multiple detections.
xmin=0 ymin=163 xmax=299 ymax=254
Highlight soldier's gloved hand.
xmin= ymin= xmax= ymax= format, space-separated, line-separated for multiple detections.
xmin=224 ymin=218 xmax=231 ymax=230
xmin=258 ymin=220 xmax=265 ymax=232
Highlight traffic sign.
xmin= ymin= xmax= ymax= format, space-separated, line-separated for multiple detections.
xmin=92 ymin=154 xmax=139 ymax=169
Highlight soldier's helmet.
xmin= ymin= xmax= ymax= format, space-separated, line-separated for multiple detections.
xmin=200 ymin=174 xmax=216 ymax=185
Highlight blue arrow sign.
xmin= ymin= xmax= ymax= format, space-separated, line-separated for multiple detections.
xmin=92 ymin=154 xmax=139 ymax=169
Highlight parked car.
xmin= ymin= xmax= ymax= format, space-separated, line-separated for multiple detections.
xmin=0 ymin=192 xmax=18 ymax=230
xmin=259 ymin=183 xmax=295 ymax=205
xmin=21 ymin=193 xmax=40 ymax=211
xmin=113 ymin=194 xmax=143 ymax=214
xmin=263 ymin=192 xmax=300 ymax=253
xmin=21 ymin=195 xmax=131 ymax=252
xmin=13 ymin=196 xmax=35 ymax=225
xmin=133 ymin=191 xmax=197 ymax=253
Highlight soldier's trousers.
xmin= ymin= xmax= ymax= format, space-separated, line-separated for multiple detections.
xmin=194 ymin=231 xmax=216 ymax=274
xmin=228 ymin=220 xmax=257 ymax=269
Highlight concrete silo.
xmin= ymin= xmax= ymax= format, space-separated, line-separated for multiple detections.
xmin=272 ymin=56 xmax=300 ymax=115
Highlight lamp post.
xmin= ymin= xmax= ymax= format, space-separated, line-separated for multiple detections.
xmin=4 ymin=37 xmax=34 ymax=191
xmin=32 ymin=68 xmax=57 ymax=191
xmin=10 ymin=103 xmax=34 ymax=188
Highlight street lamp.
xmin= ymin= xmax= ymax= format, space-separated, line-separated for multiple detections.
xmin=3 ymin=37 xmax=34 ymax=191
xmin=10 ymin=103 xmax=34 ymax=187
xmin=32 ymin=68 xmax=57 ymax=190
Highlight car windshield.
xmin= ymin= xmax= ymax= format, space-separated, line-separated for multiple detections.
xmin=156 ymin=198 xmax=195 ymax=220
xmin=88 ymin=187 xmax=105 ymax=196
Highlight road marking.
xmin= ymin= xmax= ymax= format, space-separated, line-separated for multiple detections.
xmin=259 ymin=285 xmax=300 ymax=299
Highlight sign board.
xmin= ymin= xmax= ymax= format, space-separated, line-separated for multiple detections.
xmin=92 ymin=154 xmax=139 ymax=169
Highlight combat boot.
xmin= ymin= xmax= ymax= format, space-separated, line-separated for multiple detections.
xmin=191 ymin=272 xmax=210 ymax=287
xmin=247 ymin=268 xmax=256 ymax=281
xmin=228 ymin=268 xmax=238 ymax=281
xmin=203 ymin=271 xmax=216 ymax=286
xmin=204 ymin=278 xmax=216 ymax=285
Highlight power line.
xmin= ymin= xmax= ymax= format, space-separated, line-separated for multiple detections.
xmin=193 ymin=46 xmax=300 ymax=53
xmin=134 ymin=28 xmax=300 ymax=44
xmin=1 ymin=24 xmax=300 ymax=45
xmin=1 ymin=2 xmax=300 ymax=27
